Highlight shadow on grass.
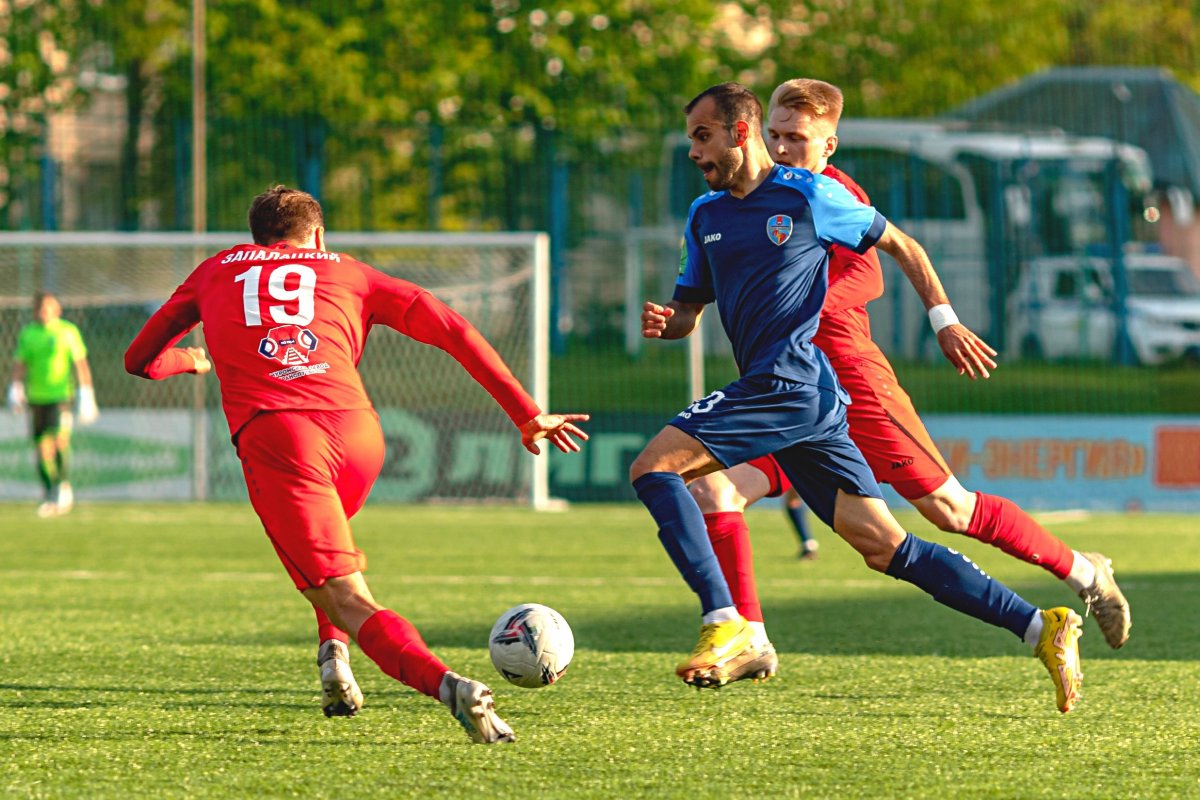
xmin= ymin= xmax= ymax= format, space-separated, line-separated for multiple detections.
xmin=193 ymin=569 xmax=1196 ymax=662
xmin=408 ymin=569 xmax=1196 ymax=662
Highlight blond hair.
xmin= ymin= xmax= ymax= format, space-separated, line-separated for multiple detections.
xmin=767 ymin=79 xmax=844 ymax=125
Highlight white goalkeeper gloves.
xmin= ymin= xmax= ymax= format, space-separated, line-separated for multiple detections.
xmin=7 ymin=381 xmax=25 ymax=413
xmin=77 ymin=385 xmax=99 ymax=426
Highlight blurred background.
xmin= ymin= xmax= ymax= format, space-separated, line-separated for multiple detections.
xmin=2 ymin=0 xmax=1199 ymax=509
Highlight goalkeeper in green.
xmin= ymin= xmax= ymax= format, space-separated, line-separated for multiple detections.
xmin=8 ymin=291 xmax=98 ymax=517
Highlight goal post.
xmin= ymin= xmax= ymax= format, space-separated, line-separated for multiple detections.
xmin=0 ymin=231 xmax=553 ymax=509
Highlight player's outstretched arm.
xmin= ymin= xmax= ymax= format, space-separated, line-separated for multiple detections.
xmin=520 ymin=413 xmax=590 ymax=454
xmin=125 ymin=284 xmax=203 ymax=380
xmin=875 ymin=222 xmax=997 ymax=380
xmin=642 ymin=300 xmax=703 ymax=340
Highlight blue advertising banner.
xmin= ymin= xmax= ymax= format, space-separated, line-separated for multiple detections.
xmin=548 ymin=414 xmax=1200 ymax=511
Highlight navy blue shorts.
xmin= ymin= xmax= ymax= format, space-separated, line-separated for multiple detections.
xmin=669 ymin=374 xmax=881 ymax=526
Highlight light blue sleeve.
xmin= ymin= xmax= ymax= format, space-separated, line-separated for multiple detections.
xmin=785 ymin=169 xmax=887 ymax=255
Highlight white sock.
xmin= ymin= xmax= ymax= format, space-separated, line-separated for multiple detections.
xmin=1022 ymin=612 xmax=1044 ymax=649
xmin=747 ymin=620 xmax=770 ymax=646
xmin=702 ymin=606 xmax=741 ymax=625
xmin=1064 ymin=551 xmax=1096 ymax=594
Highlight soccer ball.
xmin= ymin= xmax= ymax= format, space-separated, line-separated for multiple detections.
xmin=488 ymin=603 xmax=574 ymax=689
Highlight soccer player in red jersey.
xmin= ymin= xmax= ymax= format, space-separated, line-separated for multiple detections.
xmin=688 ymin=79 xmax=1131 ymax=680
xmin=125 ymin=186 xmax=588 ymax=744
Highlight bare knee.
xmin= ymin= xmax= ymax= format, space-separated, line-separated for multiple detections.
xmin=304 ymin=573 xmax=382 ymax=636
xmin=689 ymin=473 xmax=746 ymax=514
xmin=832 ymin=493 xmax=906 ymax=572
xmin=911 ymin=479 xmax=976 ymax=534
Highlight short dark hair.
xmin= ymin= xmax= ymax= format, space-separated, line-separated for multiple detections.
xmin=685 ymin=82 xmax=763 ymax=130
xmin=247 ymin=185 xmax=324 ymax=246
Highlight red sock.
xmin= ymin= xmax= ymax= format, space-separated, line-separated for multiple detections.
xmin=704 ymin=512 xmax=764 ymax=623
xmin=965 ymin=492 xmax=1073 ymax=579
xmin=315 ymin=607 xmax=350 ymax=645
xmin=355 ymin=610 xmax=450 ymax=699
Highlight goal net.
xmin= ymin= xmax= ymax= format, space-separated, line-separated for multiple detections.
xmin=0 ymin=232 xmax=551 ymax=508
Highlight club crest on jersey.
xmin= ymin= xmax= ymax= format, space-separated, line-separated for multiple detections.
xmin=766 ymin=214 xmax=793 ymax=246
xmin=258 ymin=324 xmax=319 ymax=366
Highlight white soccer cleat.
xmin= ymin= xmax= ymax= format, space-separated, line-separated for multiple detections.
xmin=441 ymin=672 xmax=515 ymax=744
xmin=317 ymin=639 xmax=364 ymax=718
xmin=36 ymin=501 xmax=58 ymax=519
xmin=55 ymin=482 xmax=74 ymax=515
xmin=1078 ymin=552 xmax=1131 ymax=649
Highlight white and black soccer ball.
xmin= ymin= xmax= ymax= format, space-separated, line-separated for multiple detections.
xmin=488 ymin=603 xmax=574 ymax=689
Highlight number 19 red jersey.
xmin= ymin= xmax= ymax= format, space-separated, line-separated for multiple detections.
xmin=125 ymin=242 xmax=541 ymax=439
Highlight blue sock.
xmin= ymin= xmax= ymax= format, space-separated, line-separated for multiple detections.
xmin=633 ymin=471 xmax=734 ymax=614
xmin=786 ymin=504 xmax=814 ymax=547
xmin=886 ymin=533 xmax=1037 ymax=639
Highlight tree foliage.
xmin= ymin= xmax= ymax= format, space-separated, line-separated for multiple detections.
xmin=4 ymin=0 xmax=1200 ymax=231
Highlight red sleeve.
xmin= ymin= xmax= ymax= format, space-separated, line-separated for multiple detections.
xmin=125 ymin=280 xmax=202 ymax=380
xmin=822 ymin=246 xmax=884 ymax=315
xmin=821 ymin=164 xmax=885 ymax=315
xmin=368 ymin=276 xmax=541 ymax=427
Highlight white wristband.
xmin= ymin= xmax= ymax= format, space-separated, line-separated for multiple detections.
xmin=928 ymin=304 xmax=959 ymax=333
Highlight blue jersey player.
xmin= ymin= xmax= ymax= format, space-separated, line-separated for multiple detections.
xmin=630 ymin=83 xmax=1084 ymax=713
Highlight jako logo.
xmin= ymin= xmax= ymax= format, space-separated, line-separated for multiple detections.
xmin=703 ymin=233 xmax=722 ymax=244
xmin=891 ymin=457 xmax=915 ymax=469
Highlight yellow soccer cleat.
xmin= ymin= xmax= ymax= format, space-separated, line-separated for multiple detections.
xmin=675 ymin=616 xmax=756 ymax=689
xmin=1078 ymin=552 xmax=1131 ymax=649
xmin=1034 ymin=607 xmax=1084 ymax=713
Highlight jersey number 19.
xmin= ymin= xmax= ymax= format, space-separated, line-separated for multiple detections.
xmin=234 ymin=264 xmax=317 ymax=326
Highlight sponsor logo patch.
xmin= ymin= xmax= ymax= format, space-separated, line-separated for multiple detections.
xmin=258 ymin=324 xmax=319 ymax=366
xmin=258 ymin=324 xmax=330 ymax=380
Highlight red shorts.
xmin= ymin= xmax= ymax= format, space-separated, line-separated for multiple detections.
xmin=236 ymin=408 xmax=386 ymax=591
xmin=750 ymin=352 xmax=950 ymax=500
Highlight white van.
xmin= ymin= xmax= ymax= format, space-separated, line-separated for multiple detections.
xmin=1008 ymin=252 xmax=1200 ymax=364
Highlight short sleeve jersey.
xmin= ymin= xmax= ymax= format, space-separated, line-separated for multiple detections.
xmin=15 ymin=318 xmax=87 ymax=404
xmin=674 ymin=164 xmax=886 ymax=389
xmin=125 ymin=243 xmax=540 ymax=439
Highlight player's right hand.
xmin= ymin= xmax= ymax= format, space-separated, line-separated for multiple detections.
xmin=520 ymin=413 xmax=590 ymax=455
xmin=641 ymin=301 xmax=675 ymax=339
xmin=185 ymin=347 xmax=212 ymax=374
xmin=6 ymin=381 xmax=25 ymax=413
xmin=936 ymin=324 xmax=998 ymax=380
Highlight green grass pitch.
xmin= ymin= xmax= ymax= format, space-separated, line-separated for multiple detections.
xmin=2 ymin=502 xmax=1198 ymax=798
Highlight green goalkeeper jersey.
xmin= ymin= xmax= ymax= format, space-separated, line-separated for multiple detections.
xmin=14 ymin=318 xmax=87 ymax=404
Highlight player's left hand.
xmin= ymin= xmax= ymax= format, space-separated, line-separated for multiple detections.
xmin=185 ymin=347 xmax=212 ymax=374
xmin=77 ymin=385 xmax=99 ymax=426
xmin=520 ymin=413 xmax=590 ymax=454
xmin=936 ymin=324 xmax=998 ymax=380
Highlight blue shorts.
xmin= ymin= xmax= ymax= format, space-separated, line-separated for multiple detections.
xmin=669 ymin=374 xmax=881 ymax=526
